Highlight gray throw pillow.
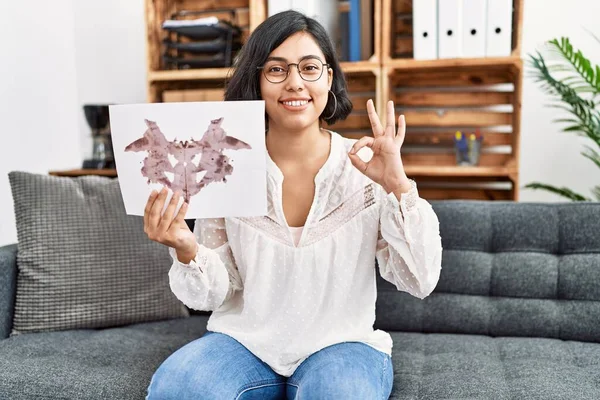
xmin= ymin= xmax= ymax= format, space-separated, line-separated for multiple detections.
xmin=8 ymin=171 xmax=189 ymax=336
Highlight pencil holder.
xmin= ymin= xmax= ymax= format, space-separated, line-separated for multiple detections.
xmin=454 ymin=131 xmax=483 ymax=166
xmin=468 ymin=138 xmax=482 ymax=166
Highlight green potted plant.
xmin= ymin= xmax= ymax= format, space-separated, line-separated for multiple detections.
xmin=525 ymin=36 xmax=600 ymax=201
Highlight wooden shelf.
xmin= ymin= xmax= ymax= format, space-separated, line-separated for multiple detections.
xmin=405 ymin=165 xmax=517 ymax=178
xmin=339 ymin=61 xmax=380 ymax=74
xmin=49 ymin=169 xmax=117 ymax=178
xmin=384 ymin=56 xmax=522 ymax=71
xmin=148 ymin=68 xmax=233 ymax=82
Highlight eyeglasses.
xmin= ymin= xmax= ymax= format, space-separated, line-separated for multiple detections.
xmin=257 ymin=57 xmax=330 ymax=83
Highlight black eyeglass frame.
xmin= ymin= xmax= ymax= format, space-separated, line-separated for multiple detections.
xmin=256 ymin=58 xmax=331 ymax=83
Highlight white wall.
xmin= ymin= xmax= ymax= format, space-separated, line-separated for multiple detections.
xmin=72 ymin=0 xmax=146 ymax=158
xmin=1 ymin=0 xmax=599 ymax=245
xmin=0 ymin=0 xmax=81 ymax=245
xmin=519 ymin=0 xmax=600 ymax=201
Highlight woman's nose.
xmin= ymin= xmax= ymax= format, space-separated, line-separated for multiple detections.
xmin=285 ymin=66 xmax=304 ymax=90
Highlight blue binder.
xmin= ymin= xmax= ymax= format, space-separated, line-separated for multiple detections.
xmin=348 ymin=0 xmax=361 ymax=61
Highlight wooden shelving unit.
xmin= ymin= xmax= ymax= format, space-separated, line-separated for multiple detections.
xmin=380 ymin=0 xmax=523 ymax=200
xmin=140 ymin=0 xmax=524 ymax=201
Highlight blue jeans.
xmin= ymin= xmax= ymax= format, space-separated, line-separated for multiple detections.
xmin=146 ymin=331 xmax=393 ymax=399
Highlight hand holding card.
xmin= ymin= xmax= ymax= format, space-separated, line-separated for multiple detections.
xmin=143 ymin=186 xmax=197 ymax=263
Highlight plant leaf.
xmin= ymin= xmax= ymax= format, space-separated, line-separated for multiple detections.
xmin=592 ymin=185 xmax=600 ymax=201
xmin=581 ymin=146 xmax=600 ymax=168
xmin=524 ymin=182 xmax=591 ymax=201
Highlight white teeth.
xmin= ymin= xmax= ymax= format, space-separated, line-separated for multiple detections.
xmin=283 ymin=100 xmax=309 ymax=107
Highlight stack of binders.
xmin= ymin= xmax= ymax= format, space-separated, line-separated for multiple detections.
xmin=413 ymin=0 xmax=513 ymax=60
xmin=162 ymin=11 xmax=242 ymax=69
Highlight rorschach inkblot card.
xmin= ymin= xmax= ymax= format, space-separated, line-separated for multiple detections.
xmin=109 ymin=100 xmax=267 ymax=219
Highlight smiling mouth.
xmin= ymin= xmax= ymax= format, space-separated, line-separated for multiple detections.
xmin=280 ymin=99 xmax=312 ymax=107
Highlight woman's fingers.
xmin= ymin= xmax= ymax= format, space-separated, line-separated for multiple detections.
xmin=158 ymin=191 xmax=181 ymax=232
xmin=349 ymin=136 xmax=375 ymax=174
xmin=144 ymin=189 xmax=159 ymax=232
xmin=173 ymin=201 xmax=189 ymax=225
xmin=149 ymin=186 xmax=169 ymax=230
xmin=366 ymin=99 xmax=384 ymax=137
xmin=386 ymin=101 xmax=396 ymax=137
xmin=396 ymin=114 xmax=406 ymax=147
xmin=350 ymin=136 xmax=375 ymax=154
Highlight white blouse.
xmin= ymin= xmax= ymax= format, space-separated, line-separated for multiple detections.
xmin=167 ymin=130 xmax=443 ymax=377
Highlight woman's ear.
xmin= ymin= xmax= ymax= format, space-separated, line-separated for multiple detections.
xmin=328 ymin=67 xmax=333 ymax=89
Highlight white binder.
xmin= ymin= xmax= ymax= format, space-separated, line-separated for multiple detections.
xmin=462 ymin=0 xmax=487 ymax=58
xmin=268 ymin=0 xmax=292 ymax=16
xmin=413 ymin=0 xmax=438 ymax=60
xmin=290 ymin=0 xmax=338 ymax=40
xmin=438 ymin=0 xmax=463 ymax=59
xmin=486 ymin=0 xmax=513 ymax=57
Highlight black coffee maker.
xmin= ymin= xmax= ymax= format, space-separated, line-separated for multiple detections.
xmin=82 ymin=104 xmax=116 ymax=169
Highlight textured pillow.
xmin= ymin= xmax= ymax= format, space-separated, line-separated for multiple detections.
xmin=8 ymin=171 xmax=189 ymax=336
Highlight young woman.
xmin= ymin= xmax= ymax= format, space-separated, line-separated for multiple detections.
xmin=144 ymin=10 xmax=442 ymax=400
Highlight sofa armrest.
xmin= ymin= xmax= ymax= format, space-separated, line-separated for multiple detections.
xmin=0 ymin=243 xmax=17 ymax=339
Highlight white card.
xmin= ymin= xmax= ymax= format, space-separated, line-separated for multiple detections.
xmin=108 ymin=101 xmax=267 ymax=219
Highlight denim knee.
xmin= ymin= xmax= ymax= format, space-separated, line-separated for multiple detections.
xmin=146 ymin=332 xmax=286 ymax=400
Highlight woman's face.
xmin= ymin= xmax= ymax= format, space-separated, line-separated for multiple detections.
xmin=260 ymin=32 xmax=333 ymax=133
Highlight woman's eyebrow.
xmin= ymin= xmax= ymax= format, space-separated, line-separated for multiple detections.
xmin=265 ymin=55 xmax=324 ymax=62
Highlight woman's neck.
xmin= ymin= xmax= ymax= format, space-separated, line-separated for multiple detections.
xmin=266 ymin=121 xmax=330 ymax=166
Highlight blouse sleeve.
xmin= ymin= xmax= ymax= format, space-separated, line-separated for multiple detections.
xmin=375 ymin=180 xmax=443 ymax=299
xmin=167 ymin=218 xmax=243 ymax=311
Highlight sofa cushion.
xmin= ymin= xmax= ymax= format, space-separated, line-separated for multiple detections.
xmin=388 ymin=331 xmax=600 ymax=399
xmin=0 ymin=244 xmax=17 ymax=339
xmin=7 ymin=171 xmax=189 ymax=336
xmin=376 ymin=201 xmax=600 ymax=343
xmin=0 ymin=315 xmax=207 ymax=400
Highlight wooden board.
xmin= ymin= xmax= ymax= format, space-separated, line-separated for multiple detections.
xmin=394 ymin=36 xmax=413 ymax=58
xmin=328 ymin=113 xmax=371 ymax=130
xmin=401 ymin=152 xmax=511 ymax=167
xmin=393 ymin=0 xmax=412 ymax=13
xmin=405 ymin=166 xmax=515 ymax=178
xmin=395 ymin=15 xmax=412 ymax=35
xmin=390 ymin=68 xmax=512 ymax=87
xmin=418 ymin=187 xmax=513 ymax=201
xmin=249 ymin=0 xmax=266 ymax=31
xmin=162 ymin=88 xmax=225 ymax=102
xmin=403 ymin=130 xmax=512 ymax=147
xmin=48 ymin=169 xmax=117 ymax=178
xmin=178 ymin=0 xmax=248 ymax=11
xmin=394 ymin=91 xmax=513 ymax=107
xmin=348 ymin=93 xmax=374 ymax=111
xmin=401 ymin=110 xmax=512 ymax=127
xmin=345 ymin=73 xmax=377 ymax=92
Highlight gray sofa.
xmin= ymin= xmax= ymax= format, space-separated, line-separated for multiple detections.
xmin=1 ymin=201 xmax=599 ymax=399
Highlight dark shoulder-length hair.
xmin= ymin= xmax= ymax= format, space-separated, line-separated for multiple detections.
xmin=224 ymin=10 xmax=352 ymax=125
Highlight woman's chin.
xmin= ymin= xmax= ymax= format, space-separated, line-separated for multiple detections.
xmin=271 ymin=115 xmax=319 ymax=133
